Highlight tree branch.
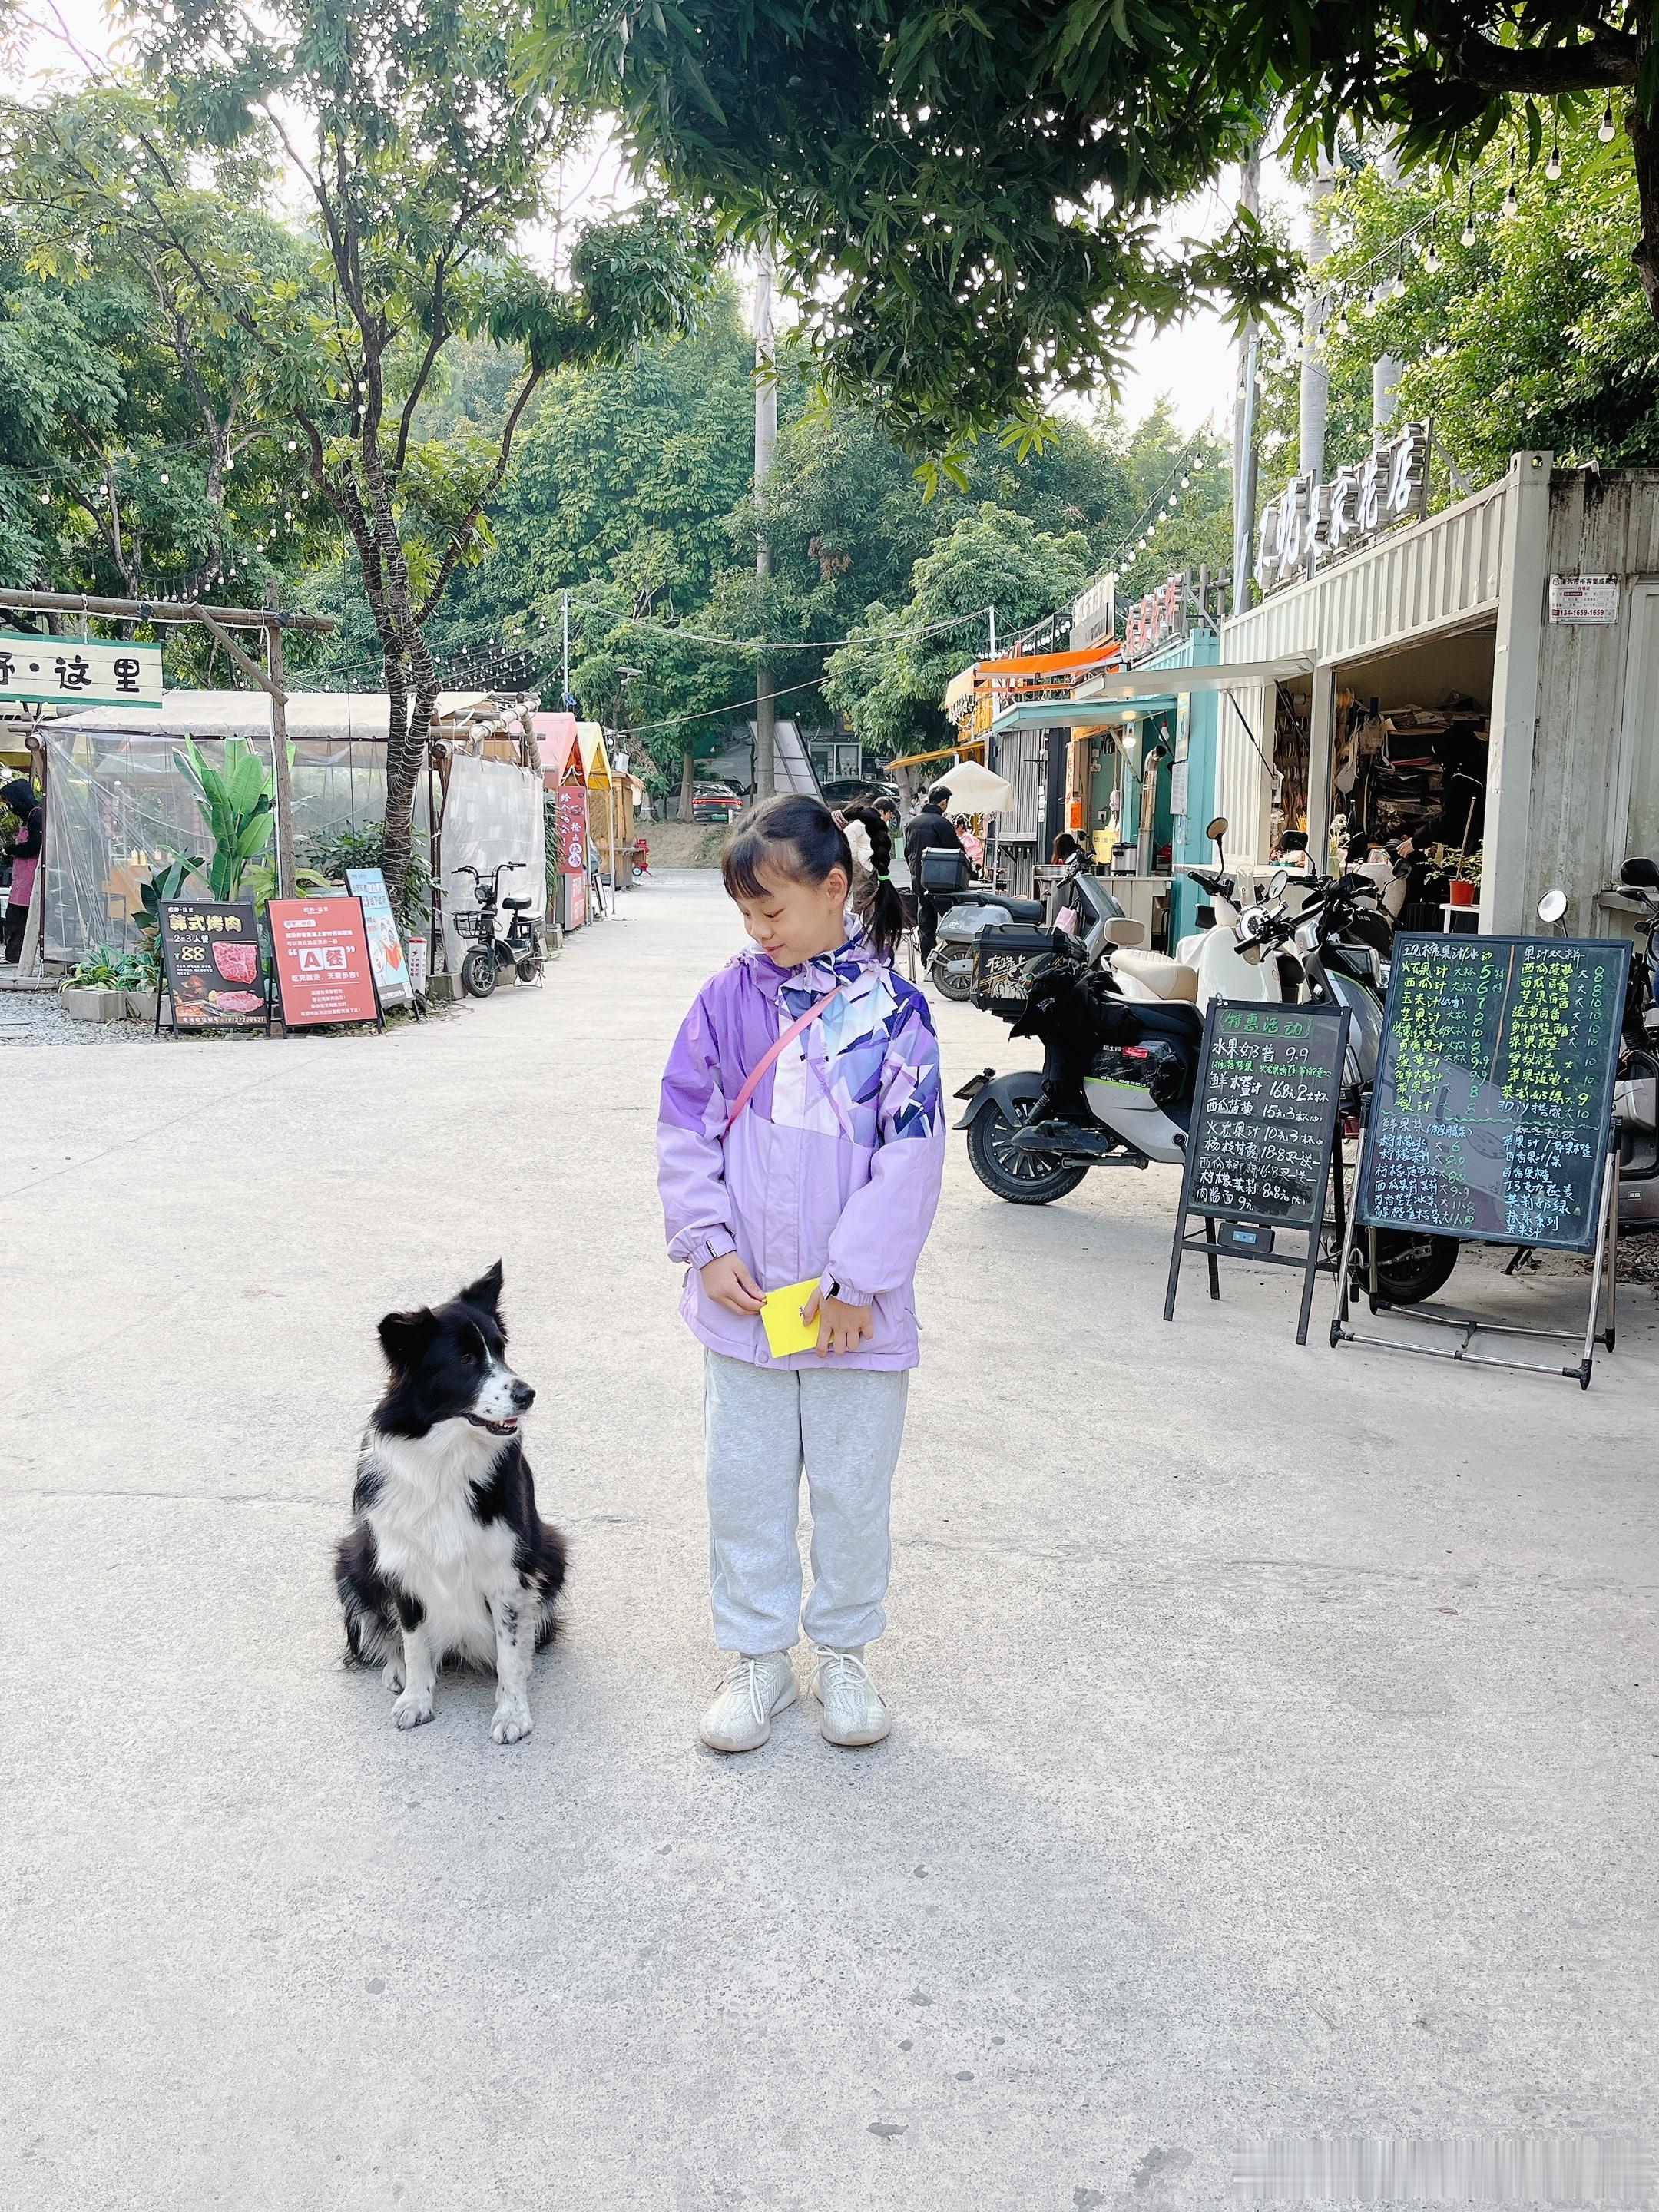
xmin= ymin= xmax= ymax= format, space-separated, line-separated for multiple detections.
xmin=1455 ymin=28 xmax=1636 ymax=96
xmin=416 ymin=362 xmax=547 ymax=624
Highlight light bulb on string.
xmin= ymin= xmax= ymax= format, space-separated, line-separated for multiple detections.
xmin=1545 ymin=137 xmax=1562 ymax=182
xmin=1461 ymin=182 xmax=1477 ymax=247
xmin=1422 ymin=229 xmax=1440 ymax=276
xmin=1502 ymin=151 xmax=1518 ymax=218
xmin=1599 ymin=96 xmax=1617 ymax=143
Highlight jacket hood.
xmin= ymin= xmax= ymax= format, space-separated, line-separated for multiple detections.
xmin=2 ymin=779 xmax=38 ymax=814
xmin=737 ymin=932 xmax=883 ymax=1002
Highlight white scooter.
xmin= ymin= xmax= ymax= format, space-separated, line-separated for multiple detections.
xmin=1108 ymin=816 xmax=1300 ymax=1012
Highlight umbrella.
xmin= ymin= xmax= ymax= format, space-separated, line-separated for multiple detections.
xmin=933 ymin=759 xmax=1014 ymax=814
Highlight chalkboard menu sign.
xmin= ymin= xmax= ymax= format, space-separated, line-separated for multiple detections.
xmin=1165 ymin=1001 xmax=1350 ymax=1344
xmin=1358 ymin=933 xmax=1630 ymax=1251
xmin=1187 ymin=1004 xmax=1349 ymax=1226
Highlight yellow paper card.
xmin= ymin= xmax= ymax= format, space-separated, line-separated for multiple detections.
xmin=760 ymin=1277 xmax=822 ymax=1358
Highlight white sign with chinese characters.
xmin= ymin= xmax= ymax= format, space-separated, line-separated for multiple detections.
xmin=1255 ymin=422 xmax=1432 ymax=598
xmin=1548 ymin=574 xmax=1621 ymax=625
xmin=0 ymin=631 xmax=164 ymax=710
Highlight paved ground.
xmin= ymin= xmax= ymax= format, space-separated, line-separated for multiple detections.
xmin=4 ymin=870 xmax=1656 ymax=2211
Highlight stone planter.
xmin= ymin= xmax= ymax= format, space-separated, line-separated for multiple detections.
xmin=62 ymin=987 xmax=127 ymax=1024
xmin=426 ymin=972 xmax=459 ymax=1005
xmin=127 ymin=988 xmax=166 ymax=1025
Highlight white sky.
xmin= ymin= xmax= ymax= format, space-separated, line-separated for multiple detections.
xmin=4 ymin=3 xmax=1297 ymax=442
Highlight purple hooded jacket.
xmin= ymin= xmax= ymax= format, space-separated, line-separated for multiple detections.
xmin=657 ymin=934 xmax=945 ymax=1369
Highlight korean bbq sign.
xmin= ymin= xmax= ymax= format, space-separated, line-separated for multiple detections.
xmin=267 ymin=897 xmax=382 ymax=1029
xmin=0 ymin=632 xmax=163 ymax=710
xmin=157 ymin=900 xmax=265 ymax=1029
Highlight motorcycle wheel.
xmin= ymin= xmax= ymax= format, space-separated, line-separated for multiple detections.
xmin=460 ymin=946 xmax=497 ymax=998
xmin=965 ymin=1094 xmax=1088 ymax=1204
xmin=515 ymin=956 xmax=541 ymax=984
xmin=931 ymin=956 xmax=975 ymax=1002
xmin=1358 ymin=1230 xmax=1460 ymax=1306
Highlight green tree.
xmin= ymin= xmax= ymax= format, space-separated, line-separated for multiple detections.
xmin=542 ymin=0 xmax=1657 ymax=445
xmin=13 ymin=4 xmax=713 ymax=905
xmin=1257 ymin=118 xmax=1659 ymax=496
xmin=824 ymin=505 xmax=1091 ymax=758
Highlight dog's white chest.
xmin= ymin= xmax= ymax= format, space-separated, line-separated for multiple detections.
xmin=363 ymin=1426 xmax=518 ymax=1660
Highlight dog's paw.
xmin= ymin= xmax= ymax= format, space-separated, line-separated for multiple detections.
xmin=392 ymin=1691 xmax=435 ymax=1730
xmin=490 ymin=1697 xmax=533 ymax=1746
xmin=382 ymin=1654 xmax=406 ymax=1694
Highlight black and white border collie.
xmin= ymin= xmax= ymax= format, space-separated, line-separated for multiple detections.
xmin=335 ymin=1262 xmax=565 ymax=1745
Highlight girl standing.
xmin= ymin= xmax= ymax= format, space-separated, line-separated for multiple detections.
xmin=657 ymin=795 xmax=945 ymax=1753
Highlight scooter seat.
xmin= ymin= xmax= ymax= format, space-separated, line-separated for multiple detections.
xmin=502 ymin=896 xmax=532 ymax=911
xmin=944 ymin=888 xmax=1045 ymax=922
xmin=1113 ymin=949 xmax=1199 ymax=1002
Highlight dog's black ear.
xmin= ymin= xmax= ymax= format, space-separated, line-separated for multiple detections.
xmin=378 ymin=1307 xmax=436 ymax=1373
xmin=457 ymin=1260 xmax=505 ymax=1316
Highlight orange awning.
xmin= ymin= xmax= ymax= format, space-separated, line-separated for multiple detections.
xmin=884 ymin=737 xmax=988 ymax=771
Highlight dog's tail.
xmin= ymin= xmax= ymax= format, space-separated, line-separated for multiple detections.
xmin=335 ymin=1524 xmax=395 ymax=1667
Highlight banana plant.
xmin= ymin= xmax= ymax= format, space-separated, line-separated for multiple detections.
xmin=136 ymin=853 xmax=207 ymax=949
xmin=173 ymin=736 xmax=276 ymax=901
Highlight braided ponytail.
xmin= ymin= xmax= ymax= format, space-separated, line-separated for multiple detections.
xmin=839 ymin=803 xmax=905 ymax=964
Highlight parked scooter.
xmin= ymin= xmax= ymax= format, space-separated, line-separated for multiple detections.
xmin=955 ymin=876 xmax=1459 ymax=1302
xmin=452 ymin=861 xmax=545 ymax=998
xmin=922 ymin=846 xmax=1047 ymax=1001
xmin=1584 ymin=856 xmax=1659 ymax=1222
xmin=1108 ymin=817 xmax=1301 ymax=1011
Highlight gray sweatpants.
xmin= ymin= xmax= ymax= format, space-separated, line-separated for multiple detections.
xmin=704 ymin=1350 xmax=910 ymax=1655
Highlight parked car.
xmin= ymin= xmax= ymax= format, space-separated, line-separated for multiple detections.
xmin=690 ymin=780 xmax=743 ymax=823
xmin=820 ymin=775 xmax=900 ymax=810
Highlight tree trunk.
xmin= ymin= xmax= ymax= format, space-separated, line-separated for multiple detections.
xmin=680 ymin=744 xmax=695 ymax=820
xmin=1632 ymin=21 xmax=1659 ymax=317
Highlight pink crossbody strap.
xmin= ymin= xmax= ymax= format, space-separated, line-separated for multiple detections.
xmin=723 ymin=985 xmax=844 ymax=1136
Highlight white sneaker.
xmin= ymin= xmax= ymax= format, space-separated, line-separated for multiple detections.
xmin=808 ymin=1645 xmax=892 ymax=1747
xmin=698 ymin=1651 xmax=798 ymax=1753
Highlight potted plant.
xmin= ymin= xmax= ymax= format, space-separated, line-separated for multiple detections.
xmin=61 ymin=945 xmax=154 ymax=1022
xmin=1440 ymin=846 xmax=1482 ymax=909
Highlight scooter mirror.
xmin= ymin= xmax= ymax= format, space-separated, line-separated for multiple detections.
xmin=1538 ymin=889 xmax=1568 ymax=924
xmin=1620 ymin=856 xmax=1659 ymax=889
xmin=1268 ymin=868 xmax=1288 ymax=899
xmin=1204 ymin=816 xmax=1228 ymax=843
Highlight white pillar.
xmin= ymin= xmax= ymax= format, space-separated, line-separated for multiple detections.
xmin=753 ymin=240 xmax=777 ymax=800
xmin=1482 ymin=452 xmax=1555 ymax=932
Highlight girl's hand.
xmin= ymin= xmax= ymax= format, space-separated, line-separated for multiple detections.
xmin=800 ymin=1285 xmax=875 ymax=1357
xmin=701 ymin=1251 xmax=765 ymax=1316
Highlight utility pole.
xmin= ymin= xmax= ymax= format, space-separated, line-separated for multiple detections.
xmin=753 ymin=237 xmax=777 ymax=800
xmin=561 ymin=588 xmax=570 ymax=706
xmin=1231 ymin=144 xmax=1263 ymax=616
xmin=264 ymin=599 xmax=295 ymax=899
xmin=1371 ymin=139 xmax=1404 ymax=433
xmin=1300 ymin=170 xmax=1336 ymax=482
xmin=987 ymin=605 xmax=997 ymax=657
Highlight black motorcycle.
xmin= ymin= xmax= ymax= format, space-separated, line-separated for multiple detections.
xmin=452 ymin=862 xmax=544 ymax=998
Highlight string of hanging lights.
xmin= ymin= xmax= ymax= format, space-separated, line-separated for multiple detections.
xmin=1306 ymin=96 xmax=1625 ymax=350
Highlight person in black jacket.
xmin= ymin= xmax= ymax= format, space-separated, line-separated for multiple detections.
xmin=3 ymin=777 xmax=43 ymax=965
xmin=902 ymin=785 xmax=965 ymax=962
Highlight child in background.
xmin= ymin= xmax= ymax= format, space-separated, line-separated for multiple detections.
xmin=657 ymin=795 xmax=945 ymax=1753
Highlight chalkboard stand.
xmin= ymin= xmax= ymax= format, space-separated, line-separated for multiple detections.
xmin=1163 ymin=1002 xmax=1352 ymax=1347
xmin=1331 ymin=1121 xmax=1621 ymax=1390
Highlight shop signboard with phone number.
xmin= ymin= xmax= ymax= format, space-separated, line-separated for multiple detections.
xmin=267 ymin=897 xmax=382 ymax=1030
xmin=157 ymin=900 xmax=267 ymax=1030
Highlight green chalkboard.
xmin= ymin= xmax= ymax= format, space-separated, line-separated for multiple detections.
xmin=1358 ymin=934 xmax=1630 ymax=1251
xmin=1187 ymin=1002 xmax=1348 ymax=1227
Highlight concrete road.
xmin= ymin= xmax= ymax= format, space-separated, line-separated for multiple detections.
xmin=5 ymin=870 xmax=1655 ymax=2211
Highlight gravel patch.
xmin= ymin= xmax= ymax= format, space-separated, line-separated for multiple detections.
xmin=0 ymin=990 xmax=158 ymax=1046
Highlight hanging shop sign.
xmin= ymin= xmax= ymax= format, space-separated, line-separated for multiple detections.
xmin=1255 ymin=422 xmax=1432 ymax=598
xmin=0 ymin=632 xmax=164 ymax=710
xmin=555 ymin=784 xmax=588 ymax=876
xmin=1548 ymin=574 xmax=1621 ymax=625
xmin=267 ymin=896 xmax=382 ymax=1031
xmin=1121 ymin=575 xmax=1188 ymax=665
xmin=345 ymin=866 xmax=415 ymax=1009
xmin=157 ymin=899 xmax=267 ymax=1031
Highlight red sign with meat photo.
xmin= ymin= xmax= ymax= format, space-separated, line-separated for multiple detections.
xmin=157 ymin=900 xmax=267 ymax=1029
xmin=267 ymin=897 xmax=382 ymax=1030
